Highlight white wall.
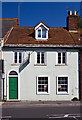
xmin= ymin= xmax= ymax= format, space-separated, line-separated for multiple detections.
xmin=3 ymin=48 xmax=79 ymax=101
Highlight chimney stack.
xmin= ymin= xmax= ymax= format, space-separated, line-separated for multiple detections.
xmin=67 ymin=11 xmax=78 ymax=31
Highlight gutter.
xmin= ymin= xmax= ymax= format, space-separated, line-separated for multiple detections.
xmin=3 ymin=44 xmax=82 ymax=48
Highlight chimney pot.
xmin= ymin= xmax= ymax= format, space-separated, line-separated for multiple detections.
xmin=74 ymin=11 xmax=77 ymax=15
xmin=68 ymin=11 xmax=72 ymax=15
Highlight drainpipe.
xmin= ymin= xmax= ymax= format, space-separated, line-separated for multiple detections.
xmin=0 ymin=38 xmax=3 ymax=60
xmin=0 ymin=38 xmax=4 ymax=100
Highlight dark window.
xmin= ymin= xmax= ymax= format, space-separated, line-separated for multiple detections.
xmin=62 ymin=52 xmax=66 ymax=64
xmin=41 ymin=52 xmax=44 ymax=63
xmin=19 ymin=52 xmax=22 ymax=63
xmin=14 ymin=52 xmax=22 ymax=63
xmin=42 ymin=29 xmax=46 ymax=38
xmin=14 ymin=52 xmax=17 ymax=63
xmin=58 ymin=52 xmax=66 ymax=64
xmin=38 ymin=30 xmax=41 ymax=37
xmin=37 ymin=52 xmax=45 ymax=64
xmin=58 ymin=53 xmax=61 ymax=64
xmin=37 ymin=52 xmax=40 ymax=63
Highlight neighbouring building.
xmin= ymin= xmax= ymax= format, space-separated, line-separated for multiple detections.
xmin=0 ymin=18 xmax=19 ymax=100
xmin=2 ymin=11 xmax=82 ymax=101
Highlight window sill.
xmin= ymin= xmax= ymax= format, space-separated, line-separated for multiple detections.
xmin=55 ymin=64 xmax=67 ymax=66
xmin=11 ymin=63 xmax=22 ymax=66
xmin=35 ymin=39 xmax=48 ymax=41
xmin=57 ymin=93 xmax=69 ymax=95
xmin=37 ymin=93 xmax=49 ymax=95
xmin=34 ymin=64 xmax=47 ymax=66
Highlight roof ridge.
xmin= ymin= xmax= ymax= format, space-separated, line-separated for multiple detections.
xmin=14 ymin=26 xmax=34 ymax=28
xmin=0 ymin=18 xmax=18 ymax=20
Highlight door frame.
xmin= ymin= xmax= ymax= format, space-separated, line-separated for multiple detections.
xmin=7 ymin=69 xmax=20 ymax=101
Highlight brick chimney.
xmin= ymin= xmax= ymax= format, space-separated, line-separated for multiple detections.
xmin=67 ymin=11 xmax=78 ymax=31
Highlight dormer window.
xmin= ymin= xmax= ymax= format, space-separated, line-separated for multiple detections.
xmin=35 ymin=21 xmax=49 ymax=40
xmin=38 ymin=28 xmax=46 ymax=38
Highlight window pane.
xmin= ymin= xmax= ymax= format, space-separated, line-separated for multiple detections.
xmin=58 ymin=53 xmax=61 ymax=64
xmin=38 ymin=30 xmax=41 ymax=37
xmin=37 ymin=52 xmax=40 ymax=63
xmin=19 ymin=52 xmax=22 ymax=63
xmin=41 ymin=52 xmax=44 ymax=63
xmin=62 ymin=52 xmax=66 ymax=64
xmin=42 ymin=29 xmax=46 ymax=38
xmin=14 ymin=52 xmax=17 ymax=63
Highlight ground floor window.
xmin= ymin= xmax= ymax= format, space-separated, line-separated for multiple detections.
xmin=57 ymin=76 xmax=68 ymax=94
xmin=37 ymin=76 xmax=50 ymax=94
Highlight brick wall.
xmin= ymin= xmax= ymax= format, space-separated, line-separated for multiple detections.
xmin=67 ymin=15 xmax=78 ymax=31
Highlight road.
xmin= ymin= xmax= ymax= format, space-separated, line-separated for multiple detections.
xmin=1 ymin=101 xmax=82 ymax=119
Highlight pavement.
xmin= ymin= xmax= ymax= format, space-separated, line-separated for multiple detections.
xmin=0 ymin=102 xmax=4 ymax=106
xmin=2 ymin=100 xmax=81 ymax=106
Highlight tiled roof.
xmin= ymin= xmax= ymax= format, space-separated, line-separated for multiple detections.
xmin=4 ymin=26 xmax=80 ymax=46
xmin=0 ymin=18 xmax=19 ymax=38
xmin=34 ymin=20 xmax=49 ymax=28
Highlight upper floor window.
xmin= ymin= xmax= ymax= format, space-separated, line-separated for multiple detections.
xmin=57 ymin=52 xmax=67 ymax=65
xmin=35 ymin=52 xmax=46 ymax=65
xmin=35 ymin=22 xmax=49 ymax=40
xmin=14 ymin=52 xmax=23 ymax=64
xmin=37 ymin=52 xmax=45 ymax=64
xmin=38 ymin=29 xmax=46 ymax=38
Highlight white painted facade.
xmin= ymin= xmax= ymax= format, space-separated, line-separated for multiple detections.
xmin=3 ymin=48 xmax=79 ymax=101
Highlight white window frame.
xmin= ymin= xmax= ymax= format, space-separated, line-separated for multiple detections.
xmin=35 ymin=51 xmax=46 ymax=65
xmin=56 ymin=52 xmax=67 ymax=65
xmin=35 ymin=22 xmax=49 ymax=40
xmin=36 ymin=28 xmax=48 ymax=40
xmin=37 ymin=75 xmax=50 ymax=95
xmin=13 ymin=51 xmax=23 ymax=64
xmin=57 ymin=75 xmax=69 ymax=95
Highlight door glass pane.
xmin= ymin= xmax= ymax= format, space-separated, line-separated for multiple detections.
xmin=9 ymin=71 xmax=18 ymax=75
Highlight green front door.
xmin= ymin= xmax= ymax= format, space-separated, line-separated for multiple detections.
xmin=9 ymin=77 xmax=18 ymax=99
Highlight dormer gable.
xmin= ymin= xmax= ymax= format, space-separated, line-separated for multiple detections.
xmin=35 ymin=21 xmax=49 ymax=40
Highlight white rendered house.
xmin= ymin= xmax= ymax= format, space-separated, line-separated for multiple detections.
xmin=2 ymin=11 xmax=82 ymax=101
